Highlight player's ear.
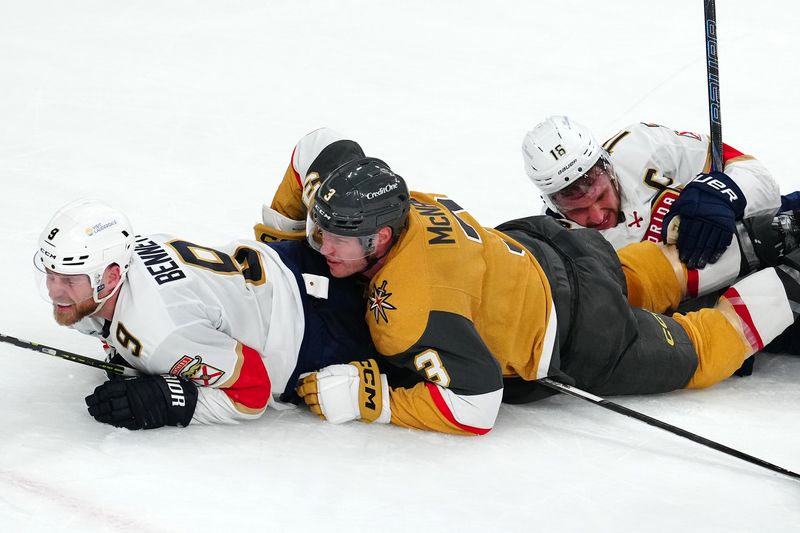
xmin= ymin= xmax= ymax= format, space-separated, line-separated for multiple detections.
xmin=377 ymin=226 xmax=394 ymax=247
xmin=104 ymin=264 xmax=122 ymax=289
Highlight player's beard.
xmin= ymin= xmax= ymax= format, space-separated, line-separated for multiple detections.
xmin=53 ymin=297 xmax=99 ymax=326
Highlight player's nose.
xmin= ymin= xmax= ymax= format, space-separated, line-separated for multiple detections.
xmin=319 ymin=239 xmax=335 ymax=255
xmin=586 ymin=205 xmax=606 ymax=226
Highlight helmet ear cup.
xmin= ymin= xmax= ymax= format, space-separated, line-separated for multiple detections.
xmin=521 ymin=116 xmax=604 ymax=201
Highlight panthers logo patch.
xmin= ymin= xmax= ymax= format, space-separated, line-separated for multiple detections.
xmin=171 ymin=355 xmax=225 ymax=386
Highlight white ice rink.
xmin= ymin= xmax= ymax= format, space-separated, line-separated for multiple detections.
xmin=1 ymin=1 xmax=799 ymax=531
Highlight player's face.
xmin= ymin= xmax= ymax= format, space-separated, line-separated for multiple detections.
xmin=45 ymin=270 xmax=99 ymax=325
xmin=551 ymin=163 xmax=621 ymax=230
xmin=317 ymin=232 xmax=370 ymax=278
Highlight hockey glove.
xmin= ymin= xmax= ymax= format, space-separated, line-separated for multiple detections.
xmin=296 ymin=359 xmax=390 ymax=424
xmin=253 ymin=205 xmax=306 ymax=243
xmin=85 ymin=375 xmax=198 ymax=430
xmin=662 ymin=171 xmax=746 ymax=269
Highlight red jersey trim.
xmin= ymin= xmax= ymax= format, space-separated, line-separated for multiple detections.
xmin=722 ymin=143 xmax=744 ymax=163
xmin=426 ymin=382 xmax=491 ymax=435
xmin=686 ymin=269 xmax=699 ymax=299
xmin=221 ymin=344 xmax=271 ymax=413
xmin=722 ymin=287 xmax=765 ymax=351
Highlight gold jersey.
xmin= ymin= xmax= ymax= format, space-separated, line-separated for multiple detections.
xmin=366 ymin=192 xmax=558 ymax=435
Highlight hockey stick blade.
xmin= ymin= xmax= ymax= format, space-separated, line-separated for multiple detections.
xmin=0 ymin=332 xmax=138 ymax=377
xmin=539 ymin=377 xmax=800 ymax=481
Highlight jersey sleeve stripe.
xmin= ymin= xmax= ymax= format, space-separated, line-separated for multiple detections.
xmin=425 ymin=383 xmax=500 ymax=435
xmin=686 ymin=268 xmax=699 ymax=299
xmin=723 ymin=287 xmax=765 ymax=352
xmin=219 ymin=342 xmax=244 ymax=388
xmin=722 ymin=143 xmax=745 ymax=163
xmin=535 ymin=300 xmax=558 ymax=379
xmin=723 ymin=268 xmax=794 ymax=352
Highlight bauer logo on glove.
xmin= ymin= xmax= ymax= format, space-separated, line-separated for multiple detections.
xmin=661 ymin=171 xmax=746 ymax=269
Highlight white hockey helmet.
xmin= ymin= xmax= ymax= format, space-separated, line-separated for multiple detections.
xmin=34 ymin=199 xmax=135 ymax=303
xmin=521 ymin=116 xmax=607 ymax=209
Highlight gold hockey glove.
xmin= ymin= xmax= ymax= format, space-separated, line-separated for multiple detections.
xmin=254 ymin=205 xmax=307 ymax=242
xmin=253 ymin=222 xmax=305 ymax=243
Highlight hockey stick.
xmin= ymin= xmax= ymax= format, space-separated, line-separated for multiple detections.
xmin=704 ymin=0 xmax=723 ymax=171
xmin=0 ymin=332 xmax=138 ymax=377
xmin=538 ymin=377 xmax=800 ymax=481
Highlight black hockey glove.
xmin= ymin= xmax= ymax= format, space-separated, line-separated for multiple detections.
xmin=662 ymin=171 xmax=746 ymax=269
xmin=85 ymin=375 xmax=198 ymax=430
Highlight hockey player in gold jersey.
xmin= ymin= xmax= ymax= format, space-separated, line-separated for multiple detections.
xmin=295 ymin=157 xmax=800 ymax=436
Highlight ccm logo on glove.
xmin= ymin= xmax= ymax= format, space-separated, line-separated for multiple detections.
xmin=296 ymin=359 xmax=391 ymax=424
xmin=360 ymin=364 xmax=379 ymax=410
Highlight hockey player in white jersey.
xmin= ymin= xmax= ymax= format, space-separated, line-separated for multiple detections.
xmin=35 ymin=199 xmax=375 ymax=430
xmin=522 ymin=117 xmax=784 ymax=259
xmin=521 ymin=116 xmax=800 ymax=305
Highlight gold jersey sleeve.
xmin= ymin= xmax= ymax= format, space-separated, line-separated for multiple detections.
xmin=270 ymin=163 xmax=309 ymax=221
xmin=365 ymin=192 xmax=558 ymax=434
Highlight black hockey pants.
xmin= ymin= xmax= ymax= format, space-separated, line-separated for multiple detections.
xmin=496 ymin=216 xmax=698 ymax=403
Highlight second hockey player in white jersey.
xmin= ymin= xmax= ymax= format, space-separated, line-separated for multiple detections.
xmin=35 ymin=199 xmax=375 ymax=430
xmin=521 ymin=117 xmax=782 ymax=265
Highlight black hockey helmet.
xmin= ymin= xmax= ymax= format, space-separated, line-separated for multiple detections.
xmin=308 ymin=157 xmax=410 ymax=243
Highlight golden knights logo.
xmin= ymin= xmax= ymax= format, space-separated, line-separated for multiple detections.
xmin=169 ymin=355 xmax=225 ymax=386
xmin=369 ymin=280 xmax=397 ymax=324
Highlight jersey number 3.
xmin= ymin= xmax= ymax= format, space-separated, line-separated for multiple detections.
xmin=414 ymin=349 xmax=451 ymax=387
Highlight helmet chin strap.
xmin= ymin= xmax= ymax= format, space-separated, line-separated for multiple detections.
xmin=361 ymin=250 xmax=384 ymax=274
xmin=89 ymin=276 xmax=126 ymax=317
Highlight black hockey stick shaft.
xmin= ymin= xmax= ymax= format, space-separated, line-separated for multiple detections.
xmin=539 ymin=377 xmax=800 ymax=481
xmin=704 ymin=0 xmax=723 ymax=171
xmin=0 ymin=332 xmax=138 ymax=377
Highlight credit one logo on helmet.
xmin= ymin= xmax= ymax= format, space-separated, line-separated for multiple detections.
xmin=365 ymin=182 xmax=399 ymax=200
xmin=84 ymin=219 xmax=118 ymax=236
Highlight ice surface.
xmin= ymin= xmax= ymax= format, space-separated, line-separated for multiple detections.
xmin=1 ymin=1 xmax=799 ymax=531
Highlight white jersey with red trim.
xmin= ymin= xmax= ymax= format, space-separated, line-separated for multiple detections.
xmin=72 ymin=234 xmax=305 ymax=424
xmin=550 ymin=122 xmax=781 ymax=250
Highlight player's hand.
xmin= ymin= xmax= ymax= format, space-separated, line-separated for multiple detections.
xmin=254 ymin=205 xmax=306 ymax=242
xmin=662 ymin=171 xmax=746 ymax=269
xmin=85 ymin=375 xmax=198 ymax=430
xmin=296 ymin=359 xmax=390 ymax=424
